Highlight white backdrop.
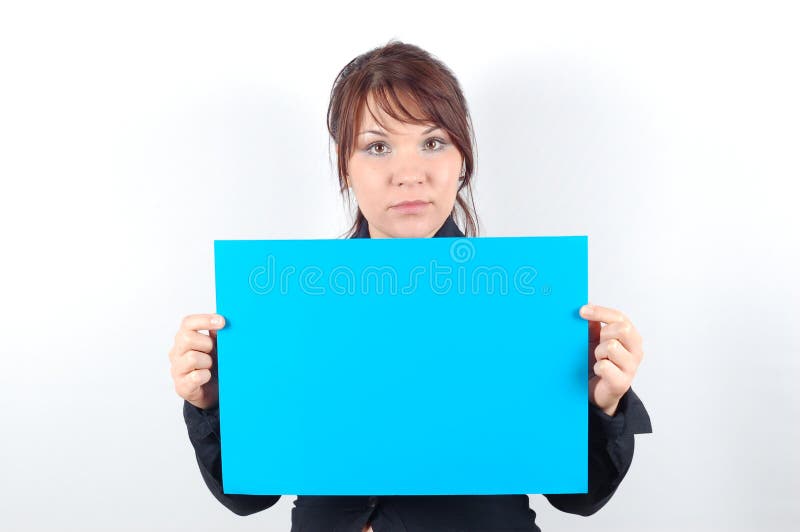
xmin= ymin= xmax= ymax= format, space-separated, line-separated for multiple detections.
xmin=1 ymin=1 xmax=798 ymax=531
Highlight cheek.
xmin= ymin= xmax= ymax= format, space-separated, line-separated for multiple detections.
xmin=347 ymin=155 xmax=380 ymax=182
xmin=346 ymin=159 xmax=382 ymax=209
xmin=434 ymin=151 xmax=463 ymax=187
xmin=349 ymin=167 xmax=378 ymax=193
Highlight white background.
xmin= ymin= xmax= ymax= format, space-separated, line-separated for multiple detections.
xmin=1 ymin=1 xmax=798 ymax=531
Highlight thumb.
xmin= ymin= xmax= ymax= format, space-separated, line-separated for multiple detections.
xmin=208 ymin=314 xmax=226 ymax=340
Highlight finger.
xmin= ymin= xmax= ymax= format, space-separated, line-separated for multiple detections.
xmin=172 ymin=350 xmax=214 ymax=379
xmin=594 ymin=338 xmax=638 ymax=374
xmin=180 ymin=313 xmax=226 ymax=334
xmin=171 ymin=329 xmax=215 ymax=362
xmin=580 ymin=303 xmax=627 ymax=325
xmin=592 ymin=358 xmax=631 ymax=396
xmin=170 ymin=314 xmax=225 ymax=362
xmin=176 ymin=369 xmax=212 ymax=397
xmin=600 ymin=320 xmax=643 ymax=357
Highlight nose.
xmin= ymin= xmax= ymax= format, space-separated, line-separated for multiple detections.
xmin=391 ymin=152 xmax=426 ymax=187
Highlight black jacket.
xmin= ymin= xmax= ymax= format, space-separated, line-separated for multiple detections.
xmin=183 ymin=215 xmax=653 ymax=531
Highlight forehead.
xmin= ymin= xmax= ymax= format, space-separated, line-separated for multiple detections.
xmin=357 ymin=90 xmax=433 ymax=132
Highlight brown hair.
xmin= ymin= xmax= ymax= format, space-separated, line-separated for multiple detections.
xmin=327 ymin=39 xmax=480 ymax=238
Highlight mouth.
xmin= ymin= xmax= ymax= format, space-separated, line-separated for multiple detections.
xmin=390 ymin=200 xmax=431 ymax=214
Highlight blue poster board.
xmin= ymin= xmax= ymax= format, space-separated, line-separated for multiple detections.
xmin=214 ymin=235 xmax=588 ymax=495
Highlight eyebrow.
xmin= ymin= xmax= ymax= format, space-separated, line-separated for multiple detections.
xmin=358 ymin=125 xmax=442 ymax=137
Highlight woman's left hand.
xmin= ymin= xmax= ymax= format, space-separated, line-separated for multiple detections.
xmin=579 ymin=303 xmax=644 ymax=417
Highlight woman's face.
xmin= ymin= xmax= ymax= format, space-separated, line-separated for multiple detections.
xmin=345 ymin=93 xmax=463 ymax=239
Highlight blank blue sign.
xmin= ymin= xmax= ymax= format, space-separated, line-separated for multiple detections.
xmin=214 ymin=235 xmax=588 ymax=495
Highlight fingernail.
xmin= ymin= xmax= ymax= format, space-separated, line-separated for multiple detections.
xmin=210 ymin=315 xmax=221 ymax=325
xmin=582 ymin=305 xmax=593 ymax=316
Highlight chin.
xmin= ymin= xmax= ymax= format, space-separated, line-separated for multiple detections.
xmin=387 ymin=218 xmax=436 ymax=238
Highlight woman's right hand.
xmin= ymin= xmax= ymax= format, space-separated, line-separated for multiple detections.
xmin=169 ymin=313 xmax=226 ymax=410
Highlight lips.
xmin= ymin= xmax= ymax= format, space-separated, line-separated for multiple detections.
xmin=390 ymin=200 xmax=431 ymax=214
xmin=391 ymin=200 xmax=429 ymax=208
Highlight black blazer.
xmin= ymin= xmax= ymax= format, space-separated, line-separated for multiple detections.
xmin=182 ymin=215 xmax=653 ymax=531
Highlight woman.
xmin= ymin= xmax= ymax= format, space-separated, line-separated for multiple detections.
xmin=169 ymin=40 xmax=652 ymax=532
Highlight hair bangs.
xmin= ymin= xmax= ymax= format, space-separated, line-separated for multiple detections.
xmin=362 ymin=83 xmax=437 ymax=136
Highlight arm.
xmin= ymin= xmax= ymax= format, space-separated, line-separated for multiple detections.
xmin=183 ymin=400 xmax=281 ymax=516
xmin=544 ymin=387 xmax=652 ymax=516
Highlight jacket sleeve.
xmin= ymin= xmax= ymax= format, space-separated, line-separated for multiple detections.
xmin=544 ymin=387 xmax=652 ymax=516
xmin=183 ymin=400 xmax=281 ymax=516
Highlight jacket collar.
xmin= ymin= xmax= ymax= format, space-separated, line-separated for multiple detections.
xmin=351 ymin=214 xmax=465 ymax=239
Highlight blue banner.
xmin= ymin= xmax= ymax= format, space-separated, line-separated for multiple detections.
xmin=214 ymin=235 xmax=588 ymax=495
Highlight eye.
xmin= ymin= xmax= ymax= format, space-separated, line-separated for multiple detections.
xmin=424 ymin=137 xmax=448 ymax=151
xmin=366 ymin=142 xmax=390 ymax=156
